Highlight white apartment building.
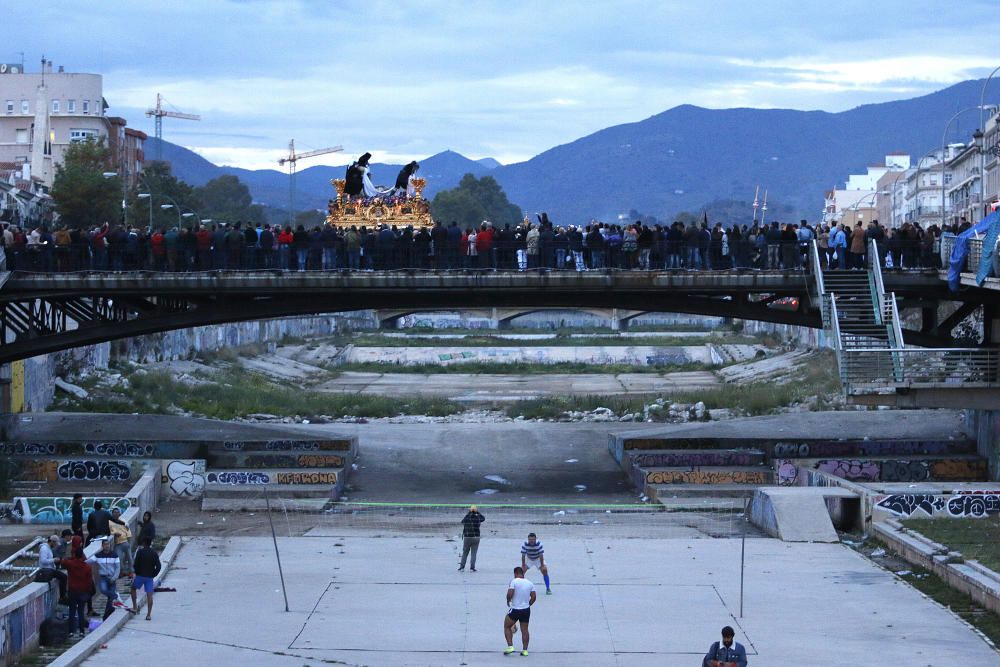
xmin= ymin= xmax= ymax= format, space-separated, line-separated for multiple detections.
xmin=822 ymin=155 xmax=907 ymax=225
xmin=983 ymin=110 xmax=1000 ymax=217
xmin=0 ymin=60 xmax=144 ymax=191
xmin=945 ymin=140 xmax=982 ymax=225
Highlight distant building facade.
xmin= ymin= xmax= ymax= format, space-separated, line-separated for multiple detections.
xmin=0 ymin=60 xmax=144 ymax=192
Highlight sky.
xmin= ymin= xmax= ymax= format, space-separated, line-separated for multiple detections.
xmin=3 ymin=1 xmax=1000 ymax=171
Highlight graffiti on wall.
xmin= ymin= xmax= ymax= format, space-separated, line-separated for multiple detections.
xmin=771 ymin=439 xmax=973 ymax=458
xmin=163 ymin=460 xmax=207 ymax=497
xmin=815 ymin=460 xmax=881 ymax=482
xmin=207 ymin=472 xmax=271 ymax=485
xmin=84 ymin=442 xmax=155 ymax=457
xmin=0 ymin=443 xmax=55 ymax=456
xmin=0 ymin=583 xmax=55 ymax=660
xmin=222 ymin=440 xmax=349 ymax=452
xmin=9 ymin=497 xmax=131 ymax=524
xmin=222 ymin=454 xmax=345 ymax=469
xmin=645 ymin=470 xmax=769 ymax=485
xmin=875 ymin=493 xmax=1000 ymax=518
xmin=776 ymin=460 xmax=798 ymax=485
xmin=777 ymin=458 xmax=987 ymax=485
xmin=275 ymin=471 xmax=337 ymax=485
xmin=632 ymin=451 xmax=761 ymax=468
xmin=56 ymin=460 xmax=132 ymax=482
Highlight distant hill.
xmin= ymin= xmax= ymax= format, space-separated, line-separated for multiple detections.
xmin=147 ymin=140 xmax=490 ymax=212
xmin=476 ymin=157 xmax=502 ymax=169
xmin=151 ymin=78 xmax=991 ymax=223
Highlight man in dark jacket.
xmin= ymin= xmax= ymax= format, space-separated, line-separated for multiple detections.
xmin=130 ymin=537 xmax=162 ymax=621
xmin=71 ymin=494 xmax=84 ymax=537
xmin=459 ymin=505 xmax=485 ymax=572
xmin=86 ymin=501 xmax=111 ymax=545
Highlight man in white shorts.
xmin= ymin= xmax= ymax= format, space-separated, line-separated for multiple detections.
xmin=504 ymin=566 xmax=536 ymax=656
xmin=520 ymin=532 xmax=551 ymax=594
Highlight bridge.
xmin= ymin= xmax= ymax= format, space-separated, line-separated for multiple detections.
xmin=0 ymin=268 xmax=980 ymax=363
xmin=1 ymin=265 xmax=999 ymax=408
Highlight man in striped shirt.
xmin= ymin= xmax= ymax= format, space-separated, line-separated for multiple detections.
xmin=520 ymin=532 xmax=551 ymax=594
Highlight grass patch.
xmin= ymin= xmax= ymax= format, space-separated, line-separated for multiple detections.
xmin=896 ymin=564 xmax=1000 ymax=645
xmin=65 ymin=368 xmax=461 ymax=419
xmin=902 ymin=517 xmax=1000 ymax=572
xmin=332 ymin=360 xmax=717 ymax=375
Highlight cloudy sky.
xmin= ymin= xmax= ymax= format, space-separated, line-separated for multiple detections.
xmin=3 ymin=1 xmax=999 ymax=170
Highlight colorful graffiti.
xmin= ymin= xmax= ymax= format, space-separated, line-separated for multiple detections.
xmin=274 ymin=471 xmax=338 ymax=485
xmin=9 ymin=496 xmax=131 ymax=524
xmin=84 ymin=442 xmax=155 ymax=457
xmin=815 ymin=460 xmax=881 ymax=482
xmin=0 ymin=582 xmax=57 ymax=661
xmin=645 ymin=470 xmax=769 ymax=485
xmin=776 ymin=460 xmax=798 ymax=485
xmin=207 ymin=472 xmax=271 ymax=485
xmin=56 ymin=460 xmax=132 ymax=482
xmin=930 ymin=459 xmax=988 ymax=481
xmin=163 ymin=460 xmax=207 ymax=497
xmin=215 ymin=454 xmax=345 ymax=469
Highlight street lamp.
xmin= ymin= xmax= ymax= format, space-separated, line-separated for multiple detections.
xmin=137 ymin=192 xmax=153 ymax=231
xmin=941 ymin=105 xmax=999 ymax=228
xmin=101 ymin=171 xmax=125 ymax=226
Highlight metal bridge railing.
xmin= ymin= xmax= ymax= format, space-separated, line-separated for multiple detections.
xmin=840 ymin=347 xmax=1000 ymax=393
xmin=0 ymin=537 xmax=44 ymax=595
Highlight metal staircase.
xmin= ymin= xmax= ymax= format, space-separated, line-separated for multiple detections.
xmin=810 ymin=240 xmax=999 ymax=404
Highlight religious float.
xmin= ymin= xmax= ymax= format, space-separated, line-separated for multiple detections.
xmin=326 ymin=154 xmax=432 ymax=229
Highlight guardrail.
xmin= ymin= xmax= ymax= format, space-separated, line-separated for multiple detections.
xmin=0 ymin=537 xmax=44 ymax=594
xmin=941 ymin=233 xmax=1000 ymax=272
xmin=840 ymin=347 xmax=1000 ymax=393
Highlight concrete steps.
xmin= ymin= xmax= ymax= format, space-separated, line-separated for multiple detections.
xmin=639 ymin=466 xmax=772 ymax=487
xmin=648 ymin=484 xmax=759 ymax=500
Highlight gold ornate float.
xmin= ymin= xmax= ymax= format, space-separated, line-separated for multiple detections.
xmin=326 ymin=177 xmax=432 ymax=229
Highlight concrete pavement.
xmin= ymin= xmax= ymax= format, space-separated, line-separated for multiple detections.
xmin=86 ymin=535 xmax=999 ymax=666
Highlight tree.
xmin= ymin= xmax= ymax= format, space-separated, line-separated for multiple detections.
xmin=50 ymin=138 xmax=122 ymax=229
xmin=194 ymin=175 xmax=266 ymax=226
xmin=128 ymin=161 xmax=201 ymax=230
xmin=431 ymin=174 xmax=522 ymax=228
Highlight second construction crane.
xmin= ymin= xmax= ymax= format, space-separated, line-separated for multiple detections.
xmin=146 ymin=94 xmax=200 ymax=161
xmin=279 ymin=140 xmax=342 ymax=225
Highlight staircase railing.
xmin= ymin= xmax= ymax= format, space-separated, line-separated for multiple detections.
xmin=868 ymin=239 xmax=905 ymax=350
xmin=839 ymin=347 xmax=1000 ymax=394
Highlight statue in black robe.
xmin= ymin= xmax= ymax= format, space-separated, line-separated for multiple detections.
xmin=344 ymin=152 xmax=372 ymax=197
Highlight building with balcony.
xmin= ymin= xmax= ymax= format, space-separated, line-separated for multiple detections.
xmin=984 ymin=110 xmax=1000 ymax=218
xmin=0 ymin=60 xmax=144 ymax=191
xmin=945 ymin=140 xmax=982 ymax=226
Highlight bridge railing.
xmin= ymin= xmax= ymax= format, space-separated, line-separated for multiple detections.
xmin=0 ymin=537 xmax=44 ymax=595
xmin=839 ymin=348 xmax=1000 ymax=395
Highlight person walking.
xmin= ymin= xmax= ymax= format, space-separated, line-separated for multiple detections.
xmin=109 ymin=508 xmax=133 ymax=577
xmin=503 ymin=566 xmax=536 ymax=656
xmin=70 ymin=494 xmax=84 ymax=538
xmin=130 ymin=537 xmax=162 ymax=621
xmin=87 ymin=538 xmax=129 ymax=619
xmin=703 ymin=625 xmax=748 ymax=667
xmin=459 ymin=505 xmax=485 ymax=572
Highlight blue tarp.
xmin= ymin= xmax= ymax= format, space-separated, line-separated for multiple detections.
xmin=976 ymin=212 xmax=1000 ymax=286
xmin=948 ymin=211 xmax=1000 ymax=291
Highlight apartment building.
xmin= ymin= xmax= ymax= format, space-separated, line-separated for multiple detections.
xmin=0 ymin=60 xmax=144 ymax=191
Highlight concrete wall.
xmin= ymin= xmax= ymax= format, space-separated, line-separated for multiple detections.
xmin=739 ymin=318 xmax=829 ymax=348
xmin=966 ymin=409 xmax=1000 ymax=481
xmin=19 ymin=312 xmax=377 ymax=412
xmin=0 ymin=580 xmax=59 ymax=666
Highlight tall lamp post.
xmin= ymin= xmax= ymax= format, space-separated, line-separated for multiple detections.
xmin=101 ymin=171 xmax=125 ymax=226
xmin=941 ymin=106 xmax=999 ymax=228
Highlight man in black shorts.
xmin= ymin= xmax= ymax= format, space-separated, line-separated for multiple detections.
xmin=504 ymin=566 xmax=536 ymax=656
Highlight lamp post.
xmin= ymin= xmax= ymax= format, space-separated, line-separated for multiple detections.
xmin=137 ymin=192 xmax=153 ymax=231
xmin=941 ymin=106 xmax=998 ymax=228
xmin=101 ymin=171 xmax=125 ymax=226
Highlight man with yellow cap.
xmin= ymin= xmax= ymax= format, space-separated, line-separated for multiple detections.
xmin=459 ymin=505 xmax=485 ymax=572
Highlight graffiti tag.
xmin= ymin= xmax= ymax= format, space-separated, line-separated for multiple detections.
xmin=84 ymin=442 xmax=154 ymax=457
xmin=164 ymin=460 xmax=207 ymax=497
xmin=56 ymin=460 xmax=132 ymax=482
xmin=207 ymin=472 xmax=271 ymax=485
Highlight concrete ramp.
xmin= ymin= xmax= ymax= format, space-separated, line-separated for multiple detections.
xmin=749 ymin=487 xmax=856 ymax=543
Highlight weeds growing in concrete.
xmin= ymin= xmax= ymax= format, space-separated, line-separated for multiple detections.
xmin=62 ymin=368 xmax=461 ymax=419
xmin=330 ymin=360 xmax=718 ymax=375
xmin=902 ymin=518 xmax=1000 ymax=573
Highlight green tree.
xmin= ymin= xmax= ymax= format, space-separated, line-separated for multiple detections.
xmin=50 ymin=138 xmax=122 ymax=229
xmin=431 ymin=174 xmax=522 ymax=228
xmin=194 ymin=175 xmax=266 ymax=226
xmin=128 ymin=161 xmax=201 ymax=230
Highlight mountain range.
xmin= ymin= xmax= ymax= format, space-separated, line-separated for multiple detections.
xmin=151 ymin=78 xmax=992 ymax=224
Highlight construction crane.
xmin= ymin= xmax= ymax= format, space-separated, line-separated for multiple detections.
xmin=146 ymin=94 xmax=201 ymax=161
xmin=278 ymin=140 xmax=343 ymax=225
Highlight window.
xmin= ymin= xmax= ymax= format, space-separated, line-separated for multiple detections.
xmin=4 ymin=100 xmax=12 ymax=114
xmin=20 ymin=100 xmax=28 ymax=114
xmin=70 ymin=128 xmax=99 ymax=143
xmin=944 ymin=173 xmax=952 ymax=186
xmin=82 ymin=100 xmax=89 ymax=114
xmin=67 ymin=99 xmax=75 ymax=113
xmin=51 ymin=99 xmax=60 ymax=113
xmin=15 ymin=129 xmax=27 ymax=144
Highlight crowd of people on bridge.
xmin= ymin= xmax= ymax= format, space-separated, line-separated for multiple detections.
xmin=0 ymin=213 xmax=966 ymax=274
